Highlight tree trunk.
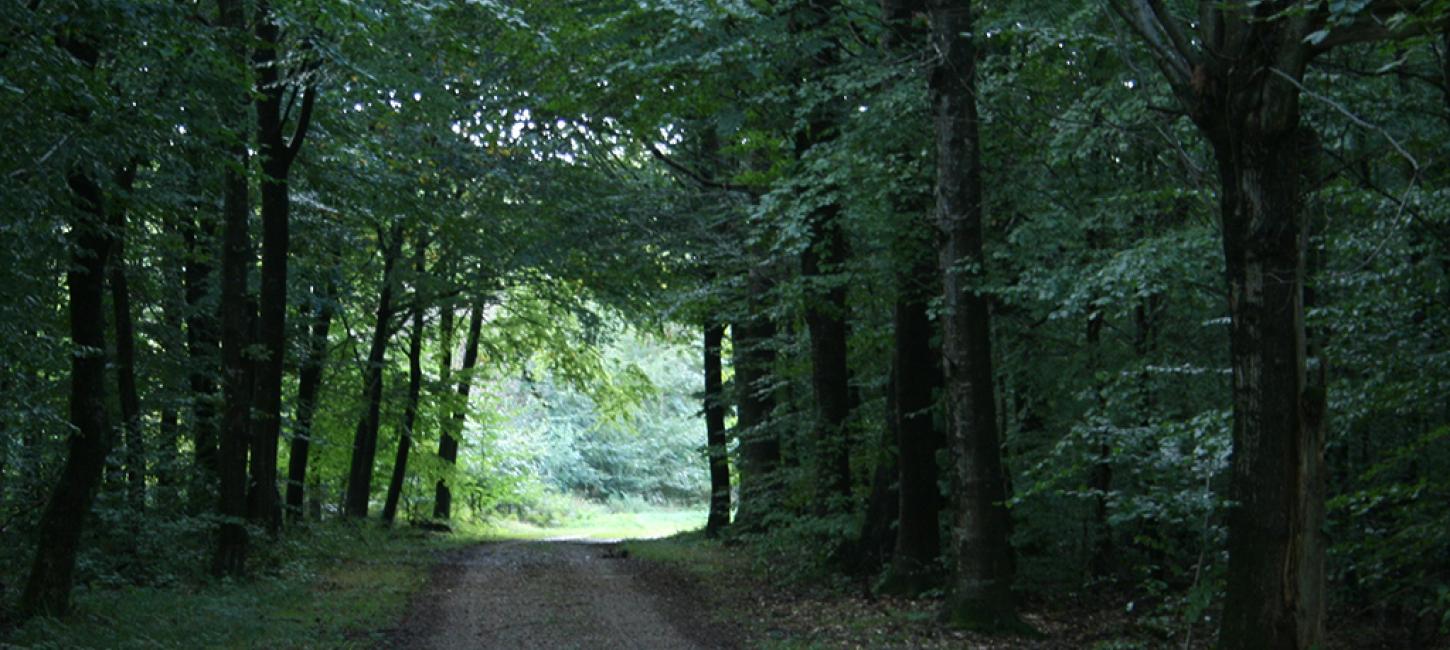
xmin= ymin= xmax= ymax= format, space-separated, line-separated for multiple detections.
xmin=883 ymin=283 xmax=944 ymax=594
xmin=248 ymin=0 xmax=316 ymax=535
xmin=731 ymin=264 xmax=779 ymax=531
xmin=382 ymin=238 xmax=429 ymax=525
xmin=285 ymin=276 xmax=336 ymax=520
xmin=20 ymin=172 xmax=114 ymax=618
xmin=107 ymin=164 xmax=145 ymax=510
xmin=704 ymin=323 xmax=731 ymax=536
xmin=1206 ymin=112 xmax=1326 ymax=650
xmin=929 ymin=0 xmax=1019 ymax=630
xmin=801 ymin=204 xmax=854 ymax=510
xmin=183 ymin=215 xmax=220 ymax=510
xmin=211 ymin=0 xmax=253 ymax=577
xmin=784 ymin=0 xmax=853 ymax=511
xmin=343 ymin=225 xmax=405 ymax=518
xmin=434 ymin=300 xmax=484 ymax=521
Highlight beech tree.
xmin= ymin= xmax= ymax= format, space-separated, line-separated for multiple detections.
xmin=1104 ymin=1 xmax=1446 ymax=645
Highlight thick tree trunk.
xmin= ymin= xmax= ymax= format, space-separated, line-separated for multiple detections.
xmin=434 ymin=300 xmax=484 ymax=521
xmin=248 ymin=0 xmax=316 ymax=535
xmin=1208 ymin=121 xmax=1326 ymax=650
xmin=211 ymin=0 xmax=253 ymax=577
xmin=20 ymin=172 xmax=114 ymax=617
xmin=107 ymin=165 xmax=145 ymax=510
xmin=704 ymin=323 xmax=731 ymax=536
xmin=731 ymin=265 xmax=779 ymax=531
xmin=383 ymin=238 xmax=429 ymax=525
xmin=930 ymin=0 xmax=1019 ymax=630
xmin=285 ymin=277 xmax=335 ymax=520
xmin=343 ymin=225 xmax=404 ymax=518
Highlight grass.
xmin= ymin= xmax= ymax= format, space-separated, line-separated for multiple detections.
xmin=2 ymin=522 xmax=473 ymax=650
xmin=1 ymin=505 xmax=707 ymax=649
xmin=468 ymin=507 xmax=707 ymax=542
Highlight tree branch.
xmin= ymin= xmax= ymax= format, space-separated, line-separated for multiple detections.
xmin=645 ymin=142 xmax=758 ymax=196
xmin=1104 ymin=0 xmax=1192 ymax=86
xmin=1314 ymin=2 xmax=1448 ymax=52
xmin=285 ymin=82 xmax=317 ymax=163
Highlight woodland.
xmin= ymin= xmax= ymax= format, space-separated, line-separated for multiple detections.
xmin=1 ymin=0 xmax=1448 ymax=648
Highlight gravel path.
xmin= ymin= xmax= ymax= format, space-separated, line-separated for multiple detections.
xmin=391 ymin=540 xmax=737 ymax=650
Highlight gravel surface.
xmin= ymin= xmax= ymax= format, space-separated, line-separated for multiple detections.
xmin=390 ymin=540 xmax=737 ymax=650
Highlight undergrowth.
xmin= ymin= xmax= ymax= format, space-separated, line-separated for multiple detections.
xmin=2 ymin=520 xmax=469 ymax=649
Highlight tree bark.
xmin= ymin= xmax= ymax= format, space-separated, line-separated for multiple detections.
xmin=183 ymin=215 xmax=220 ymax=510
xmin=382 ymin=238 xmax=429 ymax=525
xmin=211 ymin=0 xmax=253 ymax=577
xmin=20 ymin=171 xmax=114 ymax=618
xmin=929 ymin=0 xmax=1020 ymax=630
xmin=883 ymin=277 xmax=944 ymax=593
xmin=1206 ymin=103 xmax=1326 ymax=650
xmin=704 ymin=323 xmax=731 ymax=536
xmin=107 ymin=164 xmax=145 ymax=510
xmin=343 ymin=225 xmax=405 ymax=518
xmin=284 ymin=275 xmax=335 ymax=520
xmin=1099 ymin=1 xmax=1347 ymax=644
xmin=248 ymin=0 xmax=317 ymax=535
xmin=434 ymin=299 xmax=484 ymax=521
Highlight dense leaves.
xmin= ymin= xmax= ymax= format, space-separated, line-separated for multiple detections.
xmin=1 ymin=0 xmax=1447 ymax=646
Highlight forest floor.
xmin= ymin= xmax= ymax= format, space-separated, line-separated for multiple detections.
xmin=387 ymin=530 xmax=1185 ymax=650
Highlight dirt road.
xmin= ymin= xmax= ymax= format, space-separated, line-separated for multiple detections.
xmin=391 ymin=540 xmax=739 ymax=650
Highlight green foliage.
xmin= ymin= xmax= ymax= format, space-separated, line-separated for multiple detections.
xmin=4 ymin=522 xmax=468 ymax=648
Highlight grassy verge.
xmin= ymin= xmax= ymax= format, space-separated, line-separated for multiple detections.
xmin=467 ymin=507 xmax=707 ymax=542
xmin=3 ymin=522 xmax=471 ymax=649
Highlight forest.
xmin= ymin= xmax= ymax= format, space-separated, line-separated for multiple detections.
xmin=1 ymin=0 xmax=1448 ymax=648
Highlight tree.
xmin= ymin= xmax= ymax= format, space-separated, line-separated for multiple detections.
xmin=20 ymin=171 xmax=115 ymax=617
xmin=248 ymin=0 xmax=319 ymax=534
xmin=344 ymin=224 xmax=405 ymax=518
xmin=792 ymin=0 xmax=856 ymax=511
xmin=107 ymin=164 xmax=146 ymax=510
xmin=1103 ymin=1 xmax=1445 ymax=645
xmin=213 ymin=0 xmax=255 ymax=576
xmin=929 ymin=0 xmax=1020 ymax=630
xmin=382 ymin=237 xmax=429 ymax=525
xmin=434 ymin=299 xmax=484 ymax=521
xmin=703 ymin=323 xmax=731 ymax=536
xmin=284 ymin=273 xmax=336 ymax=520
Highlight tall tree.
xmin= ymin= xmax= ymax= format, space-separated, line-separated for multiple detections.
xmin=212 ymin=0 xmax=255 ymax=577
xmin=877 ymin=0 xmax=944 ymax=595
xmin=929 ymin=0 xmax=1020 ymax=630
xmin=703 ymin=322 xmax=731 ymax=536
xmin=791 ymin=0 xmax=854 ymax=510
xmin=382 ymin=237 xmax=429 ymax=525
xmin=433 ymin=299 xmax=484 ymax=521
xmin=1103 ymin=2 xmax=1444 ymax=645
xmin=107 ymin=164 xmax=145 ymax=510
xmin=248 ymin=0 xmax=318 ymax=534
xmin=284 ymin=274 xmax=336 ymax=520
xmin=343 ymin=224 xmax=405 ymax=518
xmin=183 ymin=213 xmax=220 ymax=508
xmin=20 ymin=172 xmax=115 ymax=617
